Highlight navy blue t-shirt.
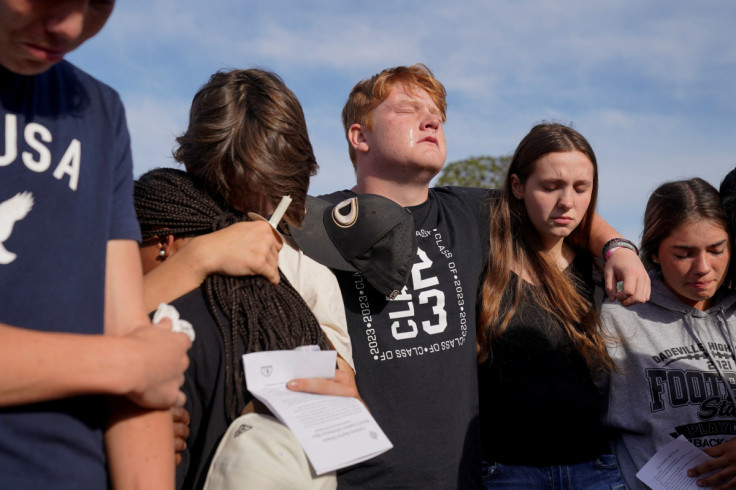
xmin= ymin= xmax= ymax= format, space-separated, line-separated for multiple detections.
xmin=0 ymin=61 xmax=140 ymax=489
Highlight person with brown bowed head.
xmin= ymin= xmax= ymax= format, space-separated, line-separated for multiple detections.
xmin=135 ymin=69 xmax=357 ymax=489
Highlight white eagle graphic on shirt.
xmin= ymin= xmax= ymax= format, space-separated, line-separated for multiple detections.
xmin=0 ymin=192 xmax=34 ymax=264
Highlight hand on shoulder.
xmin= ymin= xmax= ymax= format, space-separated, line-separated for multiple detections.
xmin=186 ymin=221 xmax=282 ymax=284
xmin=604 ymin=247 xmax=651 ymax=306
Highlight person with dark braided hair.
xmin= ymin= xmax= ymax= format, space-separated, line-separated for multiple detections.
xmin=135 ymin=69 xmax=355 ymax=489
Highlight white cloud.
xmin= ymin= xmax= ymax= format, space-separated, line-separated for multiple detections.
xmin=65 ymin=0 xmax=736 ymax=241
xmin=122 ymin=95 xmax=189 ymax=177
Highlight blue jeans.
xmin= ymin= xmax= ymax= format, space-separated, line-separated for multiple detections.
xmin=481 ymin=455 xmax=625 ymax=489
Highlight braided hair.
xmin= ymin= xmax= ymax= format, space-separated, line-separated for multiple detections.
xmin=134 ymin=167 xmax=331 ymax=422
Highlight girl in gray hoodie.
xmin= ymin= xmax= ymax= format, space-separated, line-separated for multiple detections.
xmin=602 ymin=178 xmax=736 ymax=490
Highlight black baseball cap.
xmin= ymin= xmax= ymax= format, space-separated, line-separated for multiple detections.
xmin=289 ymin=194 xmax=417 ymax=299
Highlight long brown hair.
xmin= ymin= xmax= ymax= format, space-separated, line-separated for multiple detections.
xmin=477 ymin=123 xmax=614 ymax=374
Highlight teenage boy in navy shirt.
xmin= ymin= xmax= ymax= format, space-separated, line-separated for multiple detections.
xmin=1 ymin=1 xmax=191 ymax=488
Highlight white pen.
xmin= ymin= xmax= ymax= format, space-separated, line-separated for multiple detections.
xmin=269 ymin=195 xmax=292 ymax=227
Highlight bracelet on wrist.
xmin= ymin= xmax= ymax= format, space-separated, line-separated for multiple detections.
xmin=605 ymin=246 xmax=622 ymax=261
xmin=602 ymin=238 xmax=639 ymax=262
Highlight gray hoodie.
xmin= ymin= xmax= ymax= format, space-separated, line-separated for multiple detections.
xmin=601 ymin=270 xmax=736 ymax=489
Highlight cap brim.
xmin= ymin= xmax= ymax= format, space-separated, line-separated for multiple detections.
xmin=289 ymin=195 xmax=358 ymax=272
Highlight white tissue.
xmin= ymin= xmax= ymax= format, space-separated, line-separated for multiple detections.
xmin=153 ymin=303 xmax=195 ymax=342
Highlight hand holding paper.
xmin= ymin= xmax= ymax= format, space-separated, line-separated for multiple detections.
xmin=242 ymin=349 xmax=392 ymax=475
xmin=687 ymin=437 xmax=736 ymax=489
xmin=636 ymin=435 xmax=716 ymax=490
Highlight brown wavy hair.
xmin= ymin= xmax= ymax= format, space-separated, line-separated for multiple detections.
xmin=174 ymin=69 xmax=317 ymax=227
xmin=341 ymin=63 xmax=447 ymax=167
xmin=477 ymin=123 xmax=615 ymax=374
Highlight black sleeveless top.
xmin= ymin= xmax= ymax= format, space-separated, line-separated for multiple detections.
xmin=478 ymin=255 xmax=610 ymax=465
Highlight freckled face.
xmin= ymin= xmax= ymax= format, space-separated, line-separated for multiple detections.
xmin=0 ymin=0 xmax=115 ymax=75
xmin=654 ymin=220 xmax=730 ymax=311
xmin=363 ymin=83 xmax=447 ymax=178
xmin=511 ymin=151 xmax=594 ymax=250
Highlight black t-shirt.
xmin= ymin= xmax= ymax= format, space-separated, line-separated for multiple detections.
xmin=324 ymin=187 xmax=490 ymax=489
xmin=478 ymin=255 xmax=610 ymax=466
xmin=171 ymin=287 xmax=254 ymax=490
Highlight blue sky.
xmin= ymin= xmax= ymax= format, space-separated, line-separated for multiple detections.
xmin=68 ymin=0 xmax=736 ymax=242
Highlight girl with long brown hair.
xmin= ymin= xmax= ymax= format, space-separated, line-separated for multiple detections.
xmin=477 ymin=123 xmax=622 ymax=488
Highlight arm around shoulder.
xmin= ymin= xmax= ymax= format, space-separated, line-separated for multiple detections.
xmin=590 ymin=213 xmax=650 ymax=305
xmin=142 ymin=221 xmax=282 ymax=313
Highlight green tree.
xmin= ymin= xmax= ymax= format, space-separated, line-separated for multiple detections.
xmin=435 ymin=155 xmax=511 ymax=189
